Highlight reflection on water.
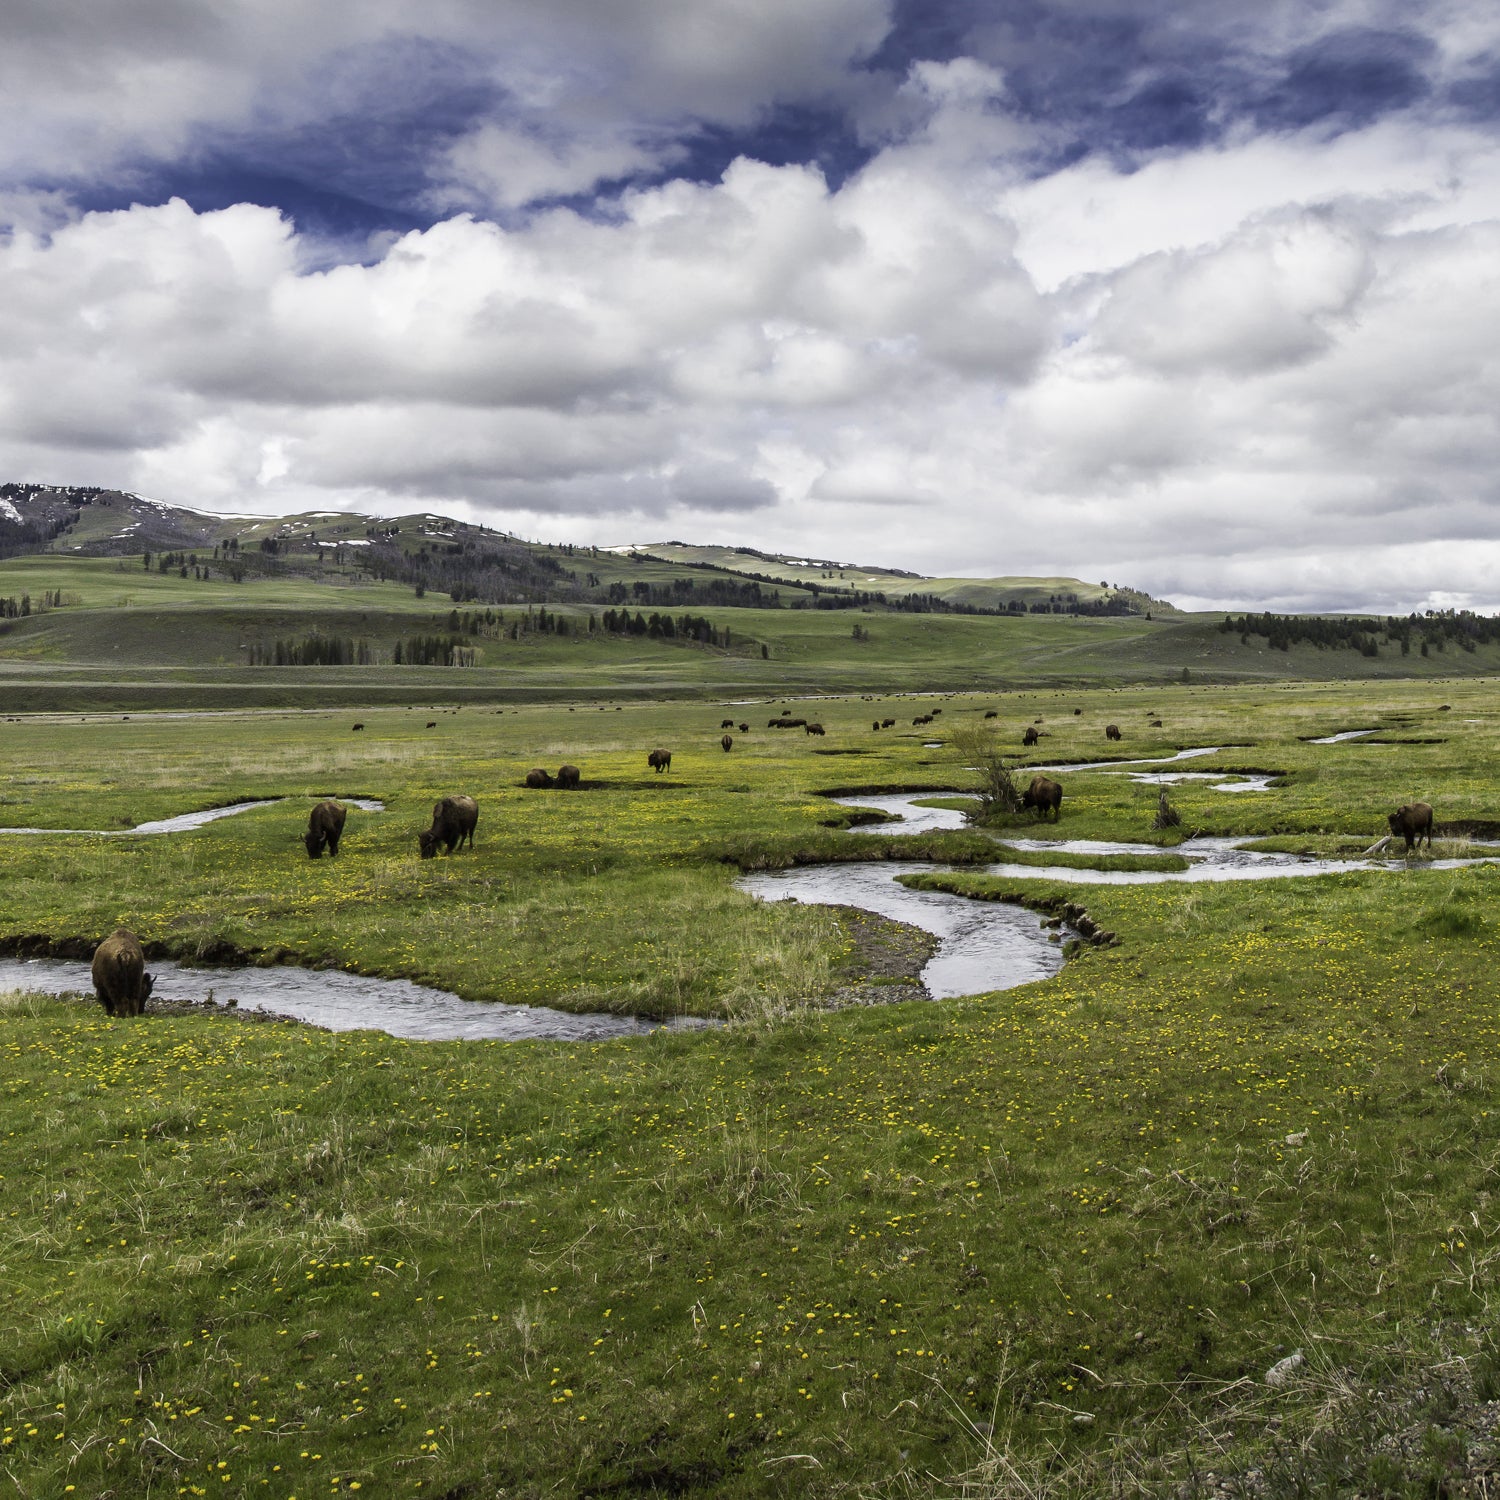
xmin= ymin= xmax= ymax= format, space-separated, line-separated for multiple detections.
xmin=0 ymin=956 xmax=715 ymax=1042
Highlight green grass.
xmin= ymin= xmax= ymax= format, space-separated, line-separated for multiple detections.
xmin=5 ymin=675 xmax=1500 ymax=1492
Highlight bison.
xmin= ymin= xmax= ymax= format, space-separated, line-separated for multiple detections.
xmin=647 ymin=748 xmax=671 ymax=773
xmin=721 ymin=734 xmax=733 ymax=752
xmin=91 ymin=928 xmax=154 ymax=1017
xmin=303 ymin=799 xmax=347 ymax=859
xmin=556 ymin=764 xmax=581 ymax=789
xmin=739 ymin=722 xmax=749 ymax=733
xmin=805 ymin=723 xmax=825 ymax=736
xmin=351 ymin=722 xmax=364 ymax=732
xmin=1022 ymin=726 xmax=1039 ymax=747
xmin=984 ymin=710 xmax=998 ymax=719
xmin=1388 ymin=801 xmax=1434 ymax=853
xmin=1105 ymin=724 xmax=1122 ymax=741
xmin=418 ymin=794 xmax=478 ymax=858
xmin=525 ymin=768 xmax=553 ymax=788
xmin=872 ymin=721 xmax=881 ymax=731
xmin=721 ymin=718 xmax=735 ymax=729
xmin=1022 ymin=775 xmax=1063 ymax=820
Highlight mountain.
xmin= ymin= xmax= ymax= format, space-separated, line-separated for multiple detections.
xmin=0 ymin=484 xmax=1172 ymax=616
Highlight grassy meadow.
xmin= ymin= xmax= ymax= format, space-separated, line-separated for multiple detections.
xmin=4 ymin=672 xmax=1500 ymax=1494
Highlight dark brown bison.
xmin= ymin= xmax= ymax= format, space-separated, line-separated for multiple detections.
xmin=426 ymin=721 xmax=437 ymax=728
xmin=805 ymin=722 xmax=825 ymax=736
xmin=525 ymin=768 xmax=553 ymax=788
xmin=1149 ymin=718 xmax=1163 ymax=727
xmin=351 ymin=723 xmax=364 ymax=732
xmin=91 ymin=928 xmax=154 ymax=1017
xmin=1105 ymin=724 xmax=1122 ymax=741
xmin=1022 ymin=775 xmax=1063 ymax=820
xmin=984 ymin=710 xmax=998 ymax=719
xmin=872 ymin=720 xmax=881 ymax=731
xmin=721 ymin=734 xmax=733 ymax=752
xmin=1022 ymin=726 xmax=1039 ymax=747
xmin=556 ymin=764 xmax=581 ymax=789
xmin=738 ymin=722 xmax=749 ymax=733
xmin=647 ymin=748 xmax=671 ymax=773
xmin=418 ymin=795 xmax=478 ymax=858
xmin=304 ymin=799 xmax=347 ymax=859
xmin=1388 ymin=802 xmax=1434 ymax=853
xmin=882 ymin=718 xmax=895 ymax=728
xmin=721 ymin=719 xmax=734 ymax=729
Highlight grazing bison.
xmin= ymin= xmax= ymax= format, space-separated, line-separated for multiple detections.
xmin=882 ymin=718 xmax=895 ymax=728
xmin=1022 ymin=726 xmax=1040 ymax=747
xmin=556 ymin=764 xmax=581 ymax=789
xmin=426 ymin=721 xmax=437 ymax=728
xmin=351 ymin=723 xmax=364 ymax=732
xmin=1149 ymin=718 xmax=1163 ymax=727
xmin=525 ymin=768 xmax=553 ymax=788
xmin=739 ymin=722 xmax=749 ymax=733
xmin=91 ymin=928 xmax=154 ymax=1017
xmin=1388 ymin=802 xmax=1434 ymax=853
xmin=872 ymin=720 xmax=881 ymax=731
xmin=721 ymin=719 xmax=735 ymax=729
xmin=1022 ymin=775 xmax=1063 ymax=820
xmin=984 ymin=710 xmax=998 ymax=719
xmin=721 ymin=734 xmax=733 ymax=752
xmin=647 ymin=748 xmax=672 ymax=773
xmin=303 ymin=799 xmax=347 ymax=859
xmin=805 ymin=722 xmax=825 ymax=736
xmin=1105 ymin=724 xmax=1122 ymax=741
xmin=418 ymin=795 xmax=478 ymax=858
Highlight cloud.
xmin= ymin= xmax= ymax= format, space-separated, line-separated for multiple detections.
xmin=5 ymin=4 xmax=1500 ymax=609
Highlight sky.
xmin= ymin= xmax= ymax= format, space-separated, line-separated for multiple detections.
xmin=3 ymin=1 xmax=1500 ymax=611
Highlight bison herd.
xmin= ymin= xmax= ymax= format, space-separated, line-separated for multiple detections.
xmin=80 ymin=699 xmax=1450 ymax=1020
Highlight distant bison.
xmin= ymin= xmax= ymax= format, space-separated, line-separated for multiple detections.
xmin=882 ymin=718 xmax=895 ymax=728
xmin=1388 ymin=801 xmax=1434 ymax=853
xmin=556 ymin=764 xmax=581 ymax=789
xmin=648 ymin=749 xmax=671 ymax=773
xmin=303 ymin=799 xmax=346 ymax=859
xmin=1022 ymin=726 xmax=1039 ymax=747
xmin=351 ymin=723 xmax=364 ymax=732
xmin=91 ymin=928 xmax=154 ymax=1017
xmin=805 ymin=722 xmax=825 ymax=736
xmin=984 ymin=710 xmax=998 ymax=719
xmin=872 ymin=720 xmax=881 ymax=731
xmin=418 ymin=795 xmax=478 ymax=858
xmin=1149 ymin=718 xmax=1163 ymax=727
xmin=739 ymin=722 xmax=749 ymax=733
xmin=721 ymin=719 xmax=735 ymax=729
xmin=426 ymin=721 xmax=437 ymax=728
xmin=525 ymin=768 xmax=553 ymax=788
xmin=1022 ymin=775 xmax=1063 ymax=820
xmin=721 ymin=734 xmax=733 ymax=752
xmin=1105 ymin=724 xmax=1122 ymax=741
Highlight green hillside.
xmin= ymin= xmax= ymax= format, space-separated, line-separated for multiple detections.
xmin=0 ymin=554 xmax=1496 ymax=711
xmin=626 ymin=542 xmax=1174 ymax=613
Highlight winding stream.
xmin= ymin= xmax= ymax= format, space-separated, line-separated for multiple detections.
xmin=5 ymin=749 xmax=1492 ymax=1033
xmin=0 ymin=956 xmax=714 ymax=1042
xmin=0 ymin=796 xmax=385 ymax=836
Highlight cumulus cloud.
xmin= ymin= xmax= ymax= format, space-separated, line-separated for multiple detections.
xmin=5 ymin=2 xmax=1500 ymax=608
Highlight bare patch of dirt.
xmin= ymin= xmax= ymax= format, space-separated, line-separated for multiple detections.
xmin=821 ymin=904 xmax=937 ymax=1009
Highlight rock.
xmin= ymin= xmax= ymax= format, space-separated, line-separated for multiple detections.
xmin=1264 ymin=1350 xmax=1305 ymax=1386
